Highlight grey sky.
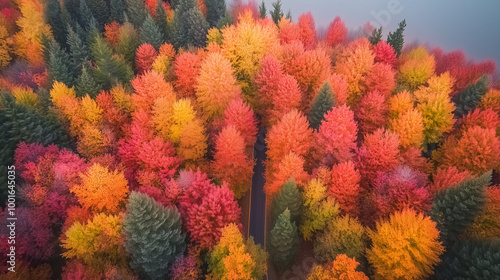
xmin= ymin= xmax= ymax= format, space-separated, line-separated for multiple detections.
xmin=260 ymin=0 xmax=500 ymax=66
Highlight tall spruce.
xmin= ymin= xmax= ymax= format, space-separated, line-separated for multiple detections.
xmin=67 ymin=25 xmax=89 ymax=73
xmin=91 ymin=35 xmax=134 ymax=89
xmin=308 ymin=82 xmax=336 ymax=130
xmin=429 ymin=171 xmax=491 ymax=244
xmin=141 ymin=15 xmax=164 ymax=50
xmin=64 ymin=0 xmax=80 ymax=22
xmin=109 ymin=0 xmax=125 ymax=23
xmin=124 ymin=192 xmax=186 ymax=280
xmin=86 ymin=0 xmax=110 ymax=29
xmin=76 ymin=65 xmax=101 ymax=98
xmin=271 ymin=178 xmax=303 ymax=225
xmin=125 ymin=0 xmax=148 ymax=28
xmin=452 ymin=76 xmax=489 ymax=118
xmin=117 ymin=22 xmax=140 ymax=65
xmin=79 ymin=0 xmax=95 ymax=30
xmin=172 ymin=0 xmax=208 ymax=49
xmin=259 ymin=1 xmax=266 ymax=19
xmin=155 ymin=0 xmax=169 ymax=42
xmin=269 ymin=208 xmax=300 ymax=271
xmin=47 ymin=40 xmax=76 ymax=86
xmin=433 ymin=240 xmax=500 ymax=280
xmin=387 ymin=19 xmax=406 ymax=57
xmin=369 ymin=26 xmax=383 ymax=45
xmin=205 ymin=0 xmax=226 ymax=27
xmin=45 ymin=0 xmax=68 ymax=49
xmin=270 ymin=0 xmax=284 ymax=25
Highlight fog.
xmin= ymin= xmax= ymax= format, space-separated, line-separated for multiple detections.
xmin=259 ymin=0 xmax=500 ymax=66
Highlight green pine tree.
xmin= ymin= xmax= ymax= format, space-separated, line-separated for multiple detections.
xmin=286 ymin=9 xmax=292 ymax=21
xmin=271 ymin=178 xmax=303 ymax=225
xmin=172 ymin=0 xmax=208 ymax=49
xmin=109 ymin=0 xmax=125 ymax=23
xmin=269 ymin=208 xmax=299 ymax=271
xmin=141 ymin=15 xmax=164 ymax=50
xmin=45 ymin=0 xmax=68 ymax=49
xmin=64 ymin=0 xmax=80 ymax=22
xmin=79 ymin=0 xmax=95 ymax=30
xmin=205 ymin=0 xmax=226 ymax=27
xmin=452 ymin=76 xmax=489 ymax=118
xmin=216 ymin=12 xmax=233 ymax=29
xmin=47 ymin=40 xmax=76 ymax=86
xmin=76 ymin=65 xmax=101 ymax=98
xmin=91 ymin=35 xmax=134 ymax=90
xmin=67 ymin=25 xmax=89 ymax=73
xmin=387 ymin=19 xmax=406 ymax=57
xmin=123 ymin=192 xmax=186 ymax=280
xmin=434 ymin=240 xmax=500 ymax=280
xmin=125 ymin=0 xmax=148 ymax=28
xmin=369 ymin=26 xmax=383 ymax=45
xmin=259 ymin=1 xmax=266 ymax=19
xmin=0 ymin=93 xmax=70 ymax=206
xmin=87 ymin=0 xmax=110 ymax=29
xmin=117 ymin=22 xmax=140 ymax=65
xmin=270 ymin=0 xmax=284 ymax=25
xmin=155 ymin=0 xmax=169 ymax=42
xmin=429 ymin=171 xmax=491 ymax=244
xmin=308 ymin=82 xmax=336 ymax=130
xmin=185 ymin=7 xmax=209 ymax=48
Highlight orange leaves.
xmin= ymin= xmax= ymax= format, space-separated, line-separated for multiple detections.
xmin=266 ymin=109 xmax=313 ymax=165
xmin=354 ymin=90 xmax=388 ymax=136
xmin=264 ymin=152 xmax=309 ymax=199
xmin=433 ymin=125 xmax=500 ymax=175
xmin=307 ymin=254 xmax=368 ymax=280
xmin=173 ymin=52 xmax=201 ymax=98
xmin=333 ymin=38 xmax=374 ymax=105
xmin=131 ymin=70 xmax=176 ymax=112
xmin=196 ymin=52 xmax=241 ymax=119
xmin=367 ymin=209 xmax=444 ymax=280
xmin=388 ymin=108 xmax=424 ymax=149
xmin=211 ymin=125 xmax=254 ymax=199
xmin=70 ymin=163 xmax=129 ymax=214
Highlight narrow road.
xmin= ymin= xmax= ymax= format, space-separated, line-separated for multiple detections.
xmin=249 ymin=128 xmax=267 ymax=246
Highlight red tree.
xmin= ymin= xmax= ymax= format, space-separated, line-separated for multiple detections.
xmin=365 ymin=63 xmax=396 ymax=97
xmin=324 ymin=16 xmax=347 ymax=47
xmin=355 ymin=129 xmax=400 ymax=187
xmin=135 ymin=43 xmax=159 ymax=74
xmin=373 ymin=165 xmax=431 ymax=219
xmin=316 ymin=105 xmax=358 ymax=163
xmin=328 ymin=161 xmax=361 ymax=217
xmin=174 ymin=52 xmax=202 ymax=98
xmin=355 ymin=90 xmax=389 ymax=136
xmin=186 ymin=183 xmax=242 ymax=250
xmin=429 ymin=166 xmax=471 ymax=195
xmin=223 ymin=97 xmax=258 ymax=149
xmin=211 ymin=125 xmax=254 ymax=199
xmin=297 ymin=12 xmax=317 ymax=50
xmin=373 ymin=41 xmax=397 ymax=68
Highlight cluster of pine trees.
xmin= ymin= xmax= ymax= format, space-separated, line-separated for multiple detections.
xmin=0 ymin=0 xmax=499 ymax=279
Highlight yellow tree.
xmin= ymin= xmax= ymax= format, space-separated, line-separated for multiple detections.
xmin=414 ymin=73 xmax=455 ymax=145
xmin=207 ymin=223 xmax=267 ymax=280
xmin=221 ymin=10 xmax=280 ymax=104
xmin=367 ymin=209 xmax=444 ymax=280
xmin=196 ymin=52 xmax=242 ymax=119
xmin=301 ymin=179 xmax=339 ymax=240
xmin=388 ymin=108 xmax=425 ymax=149
xmin=398 ymin=46 xmax=436 ymax=90
xmin=62 ymin=213 xmax=125 ymax=268
xmin=13 ymin=0 xmax=52 ymax=66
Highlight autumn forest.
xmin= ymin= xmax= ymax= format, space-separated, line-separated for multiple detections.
xmin=0 ymin=0 xmax=499 ymax=279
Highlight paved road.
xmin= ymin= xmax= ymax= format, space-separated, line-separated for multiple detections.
xmin=249 ymin=128 xmax=267 ymax=246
